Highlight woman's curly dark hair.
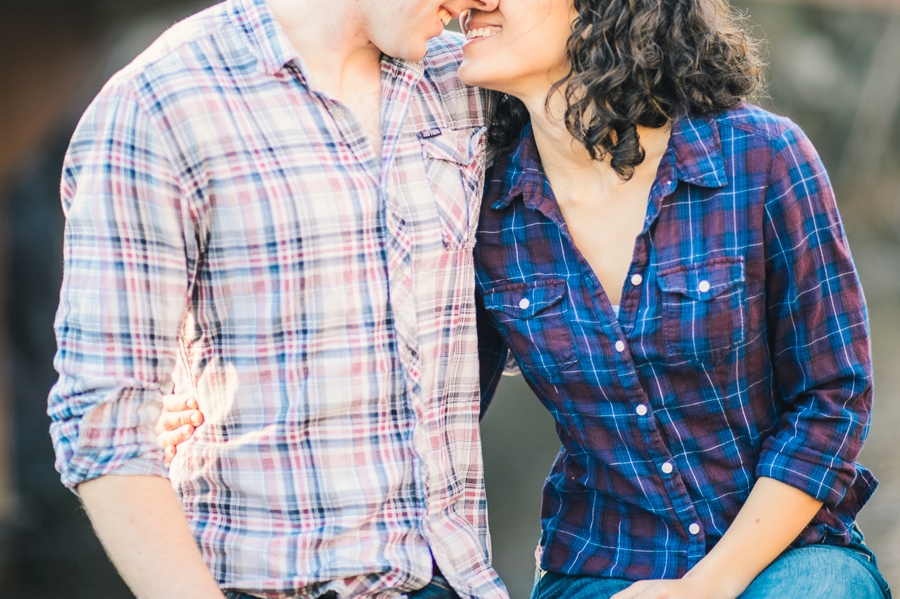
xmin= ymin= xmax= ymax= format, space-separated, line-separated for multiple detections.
xmin=488 ymin=0 xmax=764 ymax=180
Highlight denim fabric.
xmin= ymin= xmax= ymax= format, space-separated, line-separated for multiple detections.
xmin=531 ymin=528 xmax=891 ymax=599
xmin=225 ymin=576 xmax=461 ymax=599
xmin=408 ymin=575 xmax=462 ymax=599
xmin=738 ymin=526 xmax=891 ymax=599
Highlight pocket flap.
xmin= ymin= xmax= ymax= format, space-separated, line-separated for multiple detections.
xmin=657 ymin=257 xmax=745 ymax=301
xmin=484 ymin=280 xmax=567 ymax=319
xmin=419 ymin=129 xmax=476 ymax=165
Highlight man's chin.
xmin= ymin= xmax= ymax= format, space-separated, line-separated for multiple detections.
xmin=382 ymin=40 xmax=428 ymax=63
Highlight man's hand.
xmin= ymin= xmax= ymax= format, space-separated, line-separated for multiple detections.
xmin=156 ymin=394 xmax=204 ymax=464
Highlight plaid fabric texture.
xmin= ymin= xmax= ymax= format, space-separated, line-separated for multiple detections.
xmin=49 ymin=1 xmax=508 ymax=598
xmin=475 ymin=106 xmax=877 ymax=581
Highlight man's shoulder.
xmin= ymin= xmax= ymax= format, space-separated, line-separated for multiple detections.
xmin=420 ymin=32 xmax=489 ymax=128
xmin=102 ymin=3 xmax=236 ymax=101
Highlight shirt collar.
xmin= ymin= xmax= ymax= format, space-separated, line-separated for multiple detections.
xmin=490 ymin=123 xmax=546 ymax=211
xmin=490 ymin=111 xmax=728 ymax=212
xmin=227 ymin=0 xmax=300 ymax=76
xmin=227 ymin=0 xmax=425 ymax=91
xmin=668 ymin=112 xmax=728 ymax=189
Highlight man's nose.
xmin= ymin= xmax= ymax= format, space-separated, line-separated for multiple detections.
xmin=443 ymin=0 xmax=499 ymax=19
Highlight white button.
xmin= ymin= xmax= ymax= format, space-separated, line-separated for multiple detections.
xmin=631 ymin=274 xmax=643 ymax=286
xmin=661 ymin=462 xmax=674 ymax=474
xmin=333 ymin=108 xmax=346 ymax=120
xmin=636 ymin=404 xmax=648 ymax=416
xmin=519 ymin=298 xmax=531 ymax=310
xmin=698 ymin=280 xmax=711 ymax=293
xmin=615 ymin=340 xmax=626 ymax=353
xmin=688 ymin=523 xmax=701 ymax=535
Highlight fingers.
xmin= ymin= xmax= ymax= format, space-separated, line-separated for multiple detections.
xmin=157 ymin=424 xmax=195 ymax=449
xmin=162 ymin=393 xmax=200 ymax=412
xmin=164 ymin=444 xmax=177 ymax=466
xmin=155 ymin=409 xmax=204 ymax=435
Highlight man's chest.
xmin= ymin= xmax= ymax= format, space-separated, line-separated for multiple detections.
xmin=173 ymin=79 xmax=487 ymax=303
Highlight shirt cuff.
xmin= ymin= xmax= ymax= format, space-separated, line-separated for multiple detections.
xmin=755 ymin=446 xmax=853 ymax=507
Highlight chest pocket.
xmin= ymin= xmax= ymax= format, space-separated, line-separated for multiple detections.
xmin=657 ymin=256 xmax=747 ymax=363
xmin=419 ymin=127 xmax=486 ymax=249
xmin=483 ymin=279 xmax=578 ymax=383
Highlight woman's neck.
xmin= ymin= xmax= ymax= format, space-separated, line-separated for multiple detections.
xmin=520 ymin=90 xmax=671 ymax=206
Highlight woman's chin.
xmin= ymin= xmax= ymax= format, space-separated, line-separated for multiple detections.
xmin=458 ymin=61 xmax=499 ymax=90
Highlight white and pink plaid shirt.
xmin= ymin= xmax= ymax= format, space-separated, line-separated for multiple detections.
xmin=49 ymin=1 xmax=507 ymax=598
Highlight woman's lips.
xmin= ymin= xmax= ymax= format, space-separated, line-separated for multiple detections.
xmin=464 ymin=25 xmax=502 ymax=43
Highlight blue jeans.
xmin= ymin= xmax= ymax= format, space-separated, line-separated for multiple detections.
xmin=226 ymin=575 xmax=460 ymax=599
xmin=531 ymin=528 xmax=892 ymax=599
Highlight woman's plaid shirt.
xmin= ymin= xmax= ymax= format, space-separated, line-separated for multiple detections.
xmin=48 ymin=1 xmax=507 ymax=598
xmin=476 ymin=107 xmax=877 ymax=581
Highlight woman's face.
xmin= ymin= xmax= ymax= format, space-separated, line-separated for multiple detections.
xmin=458 ymin=0 xmax=574 ymax=99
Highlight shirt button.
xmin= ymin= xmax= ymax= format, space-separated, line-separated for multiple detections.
xmin=519 ymin=298 xmax=531 ymax=310
xmin=631 ymin=274 xmax=643 ymax=286
xmin=636 ymin=404 xmax=648 ymax=416
xmin=689 ymin=523 xmax=701 ymax=535
xmin=615 ymin=340 xmax=626 ymax=353
xmin=698 ymin=280 xmax=711 ymax=293
xmin=661 ymin=461 xmax=674 ymax=474
xmin=333 ymin=108 xmax=346 ymax=120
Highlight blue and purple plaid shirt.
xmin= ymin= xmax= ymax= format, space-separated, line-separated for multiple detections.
xmin=475 ymin=104 xmax=877 ymax=581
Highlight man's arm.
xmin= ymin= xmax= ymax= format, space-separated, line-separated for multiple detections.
xmin=79 ymin=476 xmax=225 ymax=599
xmin=51 ymin=75 xmax=217 ymax=597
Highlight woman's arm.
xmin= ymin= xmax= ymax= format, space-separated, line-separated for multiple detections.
xmin=611 ymin=476 xmax=822 ymax=599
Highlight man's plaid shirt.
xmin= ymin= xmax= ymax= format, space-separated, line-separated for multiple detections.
xmin=49 ymin=1 xmax=506 ymax=597
xmin=476 ymin=108 xmax=877 ymax=581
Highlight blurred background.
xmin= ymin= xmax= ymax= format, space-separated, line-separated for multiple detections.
xmin=0 ymin=0 xmax=898 ymax=597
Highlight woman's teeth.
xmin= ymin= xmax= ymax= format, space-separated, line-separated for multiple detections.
xmin=438 ymin=8 xmax=452 ymax=25
xmin=466 ymin=27 xmax=500 ymax=40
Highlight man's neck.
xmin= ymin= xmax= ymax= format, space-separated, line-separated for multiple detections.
xmin=266 ymin=0 xmax=383 ymax=100
xmin=266 ymin=0 xmax=385 ymax=160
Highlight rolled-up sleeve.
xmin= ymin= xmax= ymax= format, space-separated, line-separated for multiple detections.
xmin=49 ymin=78 xmax=198 ymax=490
xmin=758 ymin=123 xmax=873 ymax=507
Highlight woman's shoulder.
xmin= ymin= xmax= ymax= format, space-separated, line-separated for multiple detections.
xmin=709 ymin=102 xmax=803 ymax=145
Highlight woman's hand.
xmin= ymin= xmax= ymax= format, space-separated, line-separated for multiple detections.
xmin=610 ymin=574 xmax=734 ymax=599
xmin=611 ymin=477 xmax=822 ymax=599
xmin=155 ymin=394 xmax=204 ymax=464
